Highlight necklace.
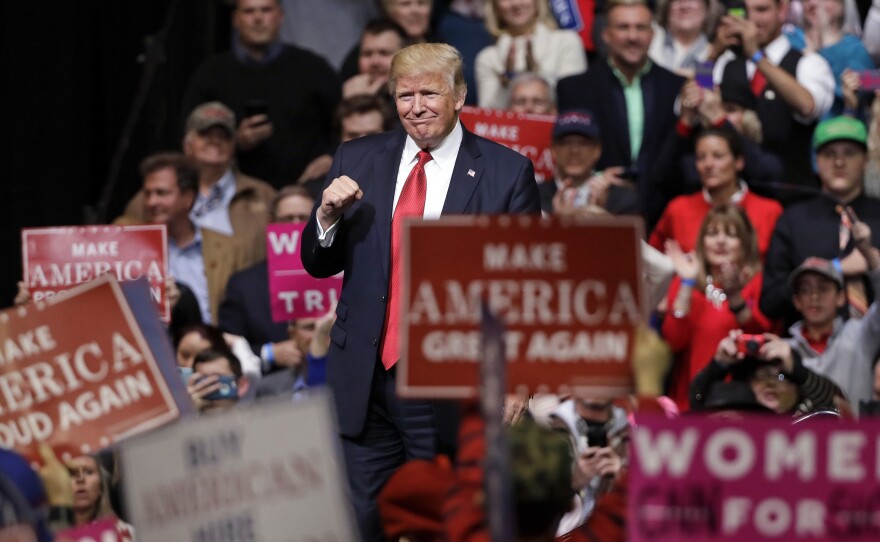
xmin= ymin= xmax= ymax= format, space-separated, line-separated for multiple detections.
xmin=705 ymin=275 xmax=727 ymax=309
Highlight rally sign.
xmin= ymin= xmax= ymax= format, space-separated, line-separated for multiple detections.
xmin=22 ymin=225 xmax=169 ymax=321
xmin=459 ymin=106 xmax=556 ymax=182
xmin=398 ymin=215 xmax=643 ymax=398
xmin=267 ymin=223 xmax=342 ymax=322
xmin=0 ymin=275 xmax=182 ymax=465
xmin=629 ymin=415 xmax=880 ymax=542
xmin=121 ymin=393 xmax=358 ymax=542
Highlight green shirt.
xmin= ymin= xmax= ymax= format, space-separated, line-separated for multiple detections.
xmin=609 ymin=59 xmax=652 ymax=162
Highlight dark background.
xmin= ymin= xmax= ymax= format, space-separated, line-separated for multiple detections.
xmin=2 ymin=0 xmax=875 ymax=306
xmin=2 ymin=0 xmax=233 ymax=306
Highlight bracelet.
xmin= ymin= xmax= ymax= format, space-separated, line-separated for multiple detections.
xmin=751 ymin=50 xmax=765 ymax=64
xmin=680 ymin=278 xmax=697 ymax=288
xmin=832 ymin=258 xmax=843 ymax=274
xmin=261 ymin=342 xmax=275 ymax=371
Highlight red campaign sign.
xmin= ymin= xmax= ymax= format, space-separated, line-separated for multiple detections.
xmin=267 ymin=223 xmax=342 ymax=322
xmin=459 ymin=106 xmax=556 ymax=183
xmin=398 ymin=215 xmax=644 ymax=399
xmin=21 ymin=225 xmax=169 ymax=322
xmin=0 ymin=275 xmax=181 ymax=465
xmin=629 ymin=415 xmax=880 ymax=542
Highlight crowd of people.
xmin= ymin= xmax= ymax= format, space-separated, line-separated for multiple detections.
xmin=6 ymin=0 xmax=880 ymax=540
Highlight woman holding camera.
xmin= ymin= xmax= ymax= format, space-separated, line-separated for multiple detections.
xmin=689 ymin=330 xmax=842 ymax=417
xmin=661 ymin=204 xmax=776 ymax=409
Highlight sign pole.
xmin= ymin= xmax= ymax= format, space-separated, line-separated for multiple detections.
xmin=480 ymin=303 xmax=516 ymax=542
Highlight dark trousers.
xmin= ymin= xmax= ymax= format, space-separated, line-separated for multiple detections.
xmin=341 ymin=361 xmax=438 ymax=542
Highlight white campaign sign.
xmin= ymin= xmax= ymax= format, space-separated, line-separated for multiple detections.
xmin=121 ymin=393 xmax=356 ymax=542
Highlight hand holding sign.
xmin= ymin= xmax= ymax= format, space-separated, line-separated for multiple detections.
xmin=38 ymin=443 xmax=73 ymax=507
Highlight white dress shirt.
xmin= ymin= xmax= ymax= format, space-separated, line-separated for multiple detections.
xmin=318 ymin=122 xmax=464 ymax=246
xmin=713 ymin=34 xmax=834 ymax=123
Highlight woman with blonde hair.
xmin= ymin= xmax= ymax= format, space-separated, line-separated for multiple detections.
xmin=475 ymin=0 xmax=586 ymax=108
xmin=661 ymin=204 xmax=775 ymax=408
xmin=68 ymin=455 xmax=134 ymax=540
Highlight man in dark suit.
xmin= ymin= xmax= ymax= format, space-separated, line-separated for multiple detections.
xmin=301 ymin=43 xmax=540 ymax=541
xmin=218 ymin=186 xmax=314 ymax=371
xmin=556 ymin=0 xmax=686 ymax=229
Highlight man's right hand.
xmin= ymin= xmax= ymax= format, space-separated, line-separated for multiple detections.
xmin=318 ymin=175 xmax=363 ymax=231
xmin=236 ymin=114 xmax=273 ymax=151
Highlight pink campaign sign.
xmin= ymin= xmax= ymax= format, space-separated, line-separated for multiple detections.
xmin=628 ymin=415 xmax=880 ymax=542
xmin=266 ymin=223 xmax=341 ymax=322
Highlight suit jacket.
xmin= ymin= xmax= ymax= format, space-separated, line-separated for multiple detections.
xmin=300 ymin=126 xmax=541 ymax=437
xmin=556 ymin=60 xmax=686 ymax=228
xmin=122 ymin=170 xmax=276 ymax=267
xmin=218 ymin=260 xmax=289 ymax=356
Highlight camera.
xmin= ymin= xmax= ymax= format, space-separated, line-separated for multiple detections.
xmin=736 ymin=334 xmax=766 ymax=356
xmin=575 ymin=418 xmax=609 ymax=449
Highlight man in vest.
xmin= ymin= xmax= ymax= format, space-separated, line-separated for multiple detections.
xmin=713 ymin=0 xmax=834 ymax=195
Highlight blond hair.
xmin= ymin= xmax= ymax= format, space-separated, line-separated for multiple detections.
xmin=484 ymin=0 xmax=558 ymax=38
xmin=388 ymin=43 xmax=467 ymax=102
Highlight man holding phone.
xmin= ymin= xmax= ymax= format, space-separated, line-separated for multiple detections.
xmin=181 ymin=0 xmax=340 ymax=188
xmin=713 ymin=0 xmax=834 ymax=191
xmin=187 ymin=350 xmax=251 ymax=414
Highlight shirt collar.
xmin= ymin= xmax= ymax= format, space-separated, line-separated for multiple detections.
xmin=232 ymin=38 xmax=283 ymax=65
xmin=703 ymin=180 xmax=748 ymax=204
xmin=401 ymin=121 xmax=464 ymax=174
xmin=216 ymin=168 xmax=236 ymax=197
xmin=170 ymin=226 xmax=203 ymax=252
xmin=608 ymin=57 xmax=652 ymax=86
xmin=762 ymin=34 xmax=790 ymax=64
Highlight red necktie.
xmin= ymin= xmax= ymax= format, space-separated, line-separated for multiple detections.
xmin=380 ymin=150 xmax=432 ymax=369
xmin=751 ymin=54 xmax=767 ymax=96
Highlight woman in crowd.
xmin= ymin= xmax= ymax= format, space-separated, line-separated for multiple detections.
xmin=175 ymin=323 xmax=263 ymax=378
xmin=690 ymin=331 xmax=843 ymax=418
xmin=791 ymin=0 xmax=873 ymax=118
xmin=676 ymin=80 xmax=785 ymax=192
xmin=68 ymin=455 xmax=134 ymax=540
xmin=649 ymin=125 xmax=783 ymax=260
xmin=475 ymin=0 xmax=586 ymax=109
xmin=661 ymin=204 xmax=775 ymax=408
xmin=649 ymin=0 xmax=720 ymax=76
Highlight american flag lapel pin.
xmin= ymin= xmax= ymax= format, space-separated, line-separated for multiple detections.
xmin=467 ymin=169 xmax=475 ymax=177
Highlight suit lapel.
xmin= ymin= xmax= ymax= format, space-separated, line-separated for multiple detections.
xmin=442 ymin=126 xmax=483 ymax=215
xmin=640 ymin=66 xmax=656 ymax=164
xmin=373 ymin=133 xmax=406 ymax=281
xmin=605 ymin=63 xmax=632 ymax=163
